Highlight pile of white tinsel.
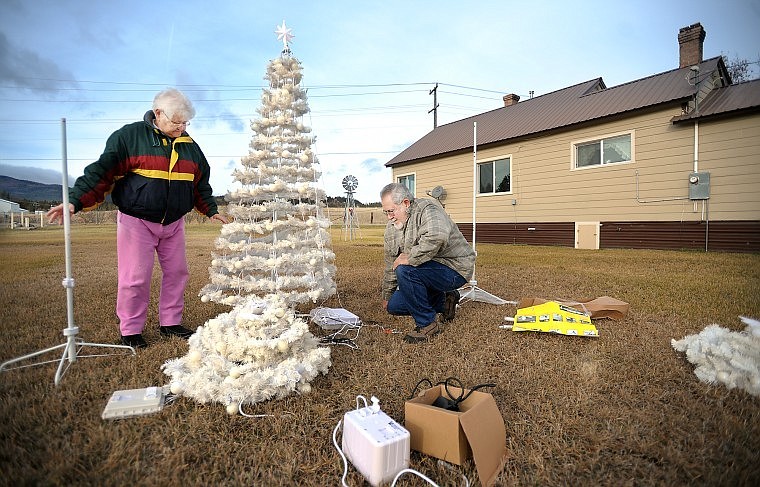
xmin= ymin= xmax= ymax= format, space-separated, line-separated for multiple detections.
xmin=162 ymin=294 xmax=331 ymax=413
xmin=671 ymin=316 xmax=760 ymax=397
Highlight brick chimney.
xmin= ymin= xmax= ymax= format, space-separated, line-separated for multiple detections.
xmin=678 ymin=23 xmax=706 ymax=68
xmin=503 ymin=93 xmax=520 ymax=107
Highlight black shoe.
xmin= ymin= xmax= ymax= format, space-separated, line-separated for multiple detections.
xmin=159 ymin=325 xmax=194 ymax=339
xmin=442 ymin=290 xmax=460 ymax=322
xmin=403 ymin=322 xmax=441 ymax=343
xmin=121 ymin=334 xmax=147 ymax=349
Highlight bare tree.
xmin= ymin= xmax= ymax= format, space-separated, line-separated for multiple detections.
xmin=722 ymin=53 xmax=760 ymax=83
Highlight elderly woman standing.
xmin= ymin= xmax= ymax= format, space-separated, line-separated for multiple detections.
xmin=47 ymin=88 xmax=228 ymax=349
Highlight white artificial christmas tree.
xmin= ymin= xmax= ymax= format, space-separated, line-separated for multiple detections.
xmin=163 ymin=22 xmax=336 ymax=414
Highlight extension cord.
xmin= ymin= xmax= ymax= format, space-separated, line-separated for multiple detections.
xmin=341 ymin=396 xmax=410 ymax=487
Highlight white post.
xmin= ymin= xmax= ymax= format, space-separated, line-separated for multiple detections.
xmin=471 ymin=121 xmax=477 ymax=285
xmin=60 ymin=118 xmax=78 ymax=368
xmin=472 ymin=122 xmax=477 ymax=252
xmin=456 ymin=121 xmax=509 ymax=306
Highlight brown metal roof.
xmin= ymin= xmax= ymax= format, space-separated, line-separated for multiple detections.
xmin=672 ymin=78 xmax=760 ymax=123
xmin=387 ymin=57 xmax=725 ymax=167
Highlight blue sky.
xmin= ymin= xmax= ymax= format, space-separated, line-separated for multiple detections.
xmin=0 ymin=0 xmax=758 ymax=204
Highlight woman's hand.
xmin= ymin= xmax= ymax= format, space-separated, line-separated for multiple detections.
xmin=46 ymin=203 xmax=75 ymax=225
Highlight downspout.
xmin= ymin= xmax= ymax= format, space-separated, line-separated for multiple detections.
xmin=693 ymin=120 xmax=700 ymax=217
xmin=693 ymin=121 xmax=699 ymax=173
xmin=694 ymin=121 xmax=708 ymax=251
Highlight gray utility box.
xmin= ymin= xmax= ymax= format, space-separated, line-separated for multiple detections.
xmin=688 ymin=172 xmax=710 ymax=200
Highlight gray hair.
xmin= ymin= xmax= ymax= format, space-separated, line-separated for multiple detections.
xmin=153 ymin=88 xmax=196 ymax=121
xmin=380 ymin=183 xmax=414 ymax=204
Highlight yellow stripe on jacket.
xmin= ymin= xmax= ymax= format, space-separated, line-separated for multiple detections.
xmin=132 ymin=168 xmax=195 ymax=181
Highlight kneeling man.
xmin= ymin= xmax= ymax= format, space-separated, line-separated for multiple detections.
xmin=380 ymin=183 xmax=475 ymax=343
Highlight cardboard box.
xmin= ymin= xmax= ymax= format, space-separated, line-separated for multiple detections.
xmin=405 ymin=384 xmax=507 ymax=486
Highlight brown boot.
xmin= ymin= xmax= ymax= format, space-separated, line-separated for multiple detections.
xmin=403 ymin=321 xmax=441 ymax=343
xmin=442 ymin=290 xmax=460 ymax=322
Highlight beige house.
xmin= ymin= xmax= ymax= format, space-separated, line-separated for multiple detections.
xmin=386 ymin=23 xmax=760 ymax=252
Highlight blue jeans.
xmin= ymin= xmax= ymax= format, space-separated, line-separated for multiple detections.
xmin=387 ymin=261 xmax=467 ymax=328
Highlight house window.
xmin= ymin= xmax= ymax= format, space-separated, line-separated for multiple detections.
xmin=574 ymin=133 xmax=632 ymax=168
xmin=397 ymin=174 xmax=415 ymax=195
xmin=477 ymin=157 xmax=511 ymax=194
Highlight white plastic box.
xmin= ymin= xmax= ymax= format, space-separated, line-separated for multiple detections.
xmin=342 ymin=402 xmax=410 ymax=486
xmin=309 ymin=307 xmax=362 ymax=331
xmin=101 ymin=386 xmax=165 ymax=419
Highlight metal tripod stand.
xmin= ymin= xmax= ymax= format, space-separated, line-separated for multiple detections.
xmin=0 ymin=118 xmax=135 ymax=386
xmin=458 ymin=121 xmax=509 ymax=306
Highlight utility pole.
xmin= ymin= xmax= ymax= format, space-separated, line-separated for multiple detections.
xmin=428 ymin=82 xmax=439 ymax=129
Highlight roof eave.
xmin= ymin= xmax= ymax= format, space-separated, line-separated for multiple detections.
xmin=387 ymin=98 xmax=691 ymax=168
xmin=672 ymin=105 xmax=760 ymax=124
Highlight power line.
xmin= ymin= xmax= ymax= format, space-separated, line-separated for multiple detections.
xmin=316 ymin=151 xmax=399 ymax=156
xmin=438 ymin=82 xmax=506 ymax=94
xmin=1 ymin=77 xmax=435 ymax=89
xmin=0 ymin=78 xmax=506 ymax=96
xmin=0 ymin=149 xmax=400 ymax=161
xmin=0 ymin=90 xmax=431 ymax=103
xmin=439 ymin=89 xmax=501 ymax=101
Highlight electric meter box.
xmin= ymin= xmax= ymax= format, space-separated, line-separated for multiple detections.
xmin=688 ymin=172 xmax=710 ymax=200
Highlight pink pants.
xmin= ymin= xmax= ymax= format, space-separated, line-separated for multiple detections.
xmin=116 ymin=211 xmax=189 ymax=336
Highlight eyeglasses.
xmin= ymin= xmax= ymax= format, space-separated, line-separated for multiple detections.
xmin=382 ymin=201 xmax=409 ymax=215
xmin=160 ymin=110 xmax=190 ymax=128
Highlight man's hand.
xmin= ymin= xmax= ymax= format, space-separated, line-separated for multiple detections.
xmin=211 ymin=213 xmax=229 ymax=224
xmin=382 ymin=299 xmax=388 ymax=311
xmin=46 ymin=203 xmax=75 ymax=225
xmin=392 ymin=252 xmax=409 ymax=270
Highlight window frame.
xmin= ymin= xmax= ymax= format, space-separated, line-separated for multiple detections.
xmin=396 ymin=172 xmax=416 ymax=197
xmin=571 ymin=130 xmax=635 ymax=170
xmin=476 ymin=154 xmax=513 ymax=197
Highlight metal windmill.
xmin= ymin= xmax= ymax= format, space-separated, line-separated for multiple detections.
xmin=342 ymin=175 xmax=360 ymax=240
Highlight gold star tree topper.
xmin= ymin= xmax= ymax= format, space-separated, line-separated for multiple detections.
xmin=275 ymin=21 xmax=294 ymax=50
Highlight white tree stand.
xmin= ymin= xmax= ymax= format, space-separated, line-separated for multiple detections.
xmin=458 ymin=122 xmax=511 ymax=305
xmin=0 ymin=118 xmax=134 ymax=386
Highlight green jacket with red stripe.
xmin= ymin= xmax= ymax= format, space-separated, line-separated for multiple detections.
xmin=69 ymin=110 xmax=219 ymax=225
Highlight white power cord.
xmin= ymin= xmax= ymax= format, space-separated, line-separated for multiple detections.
xmin=313 ymin=308 xmax=364 ymax=349
xmin=390 ymin=468 xmax=439 ymax=486
xmin=237 ymin=402 xmax=294 ymax=419
xmin=437 ymin=460 xmax=470 ymax=487
xmin=238 ymin=402 xmax=275 ymax=418
xmin=332 ymin=419 xmax=350 ymax=487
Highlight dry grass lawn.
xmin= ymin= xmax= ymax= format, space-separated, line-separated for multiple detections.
xmin=0 ymin=223 xmax=758 ymax=486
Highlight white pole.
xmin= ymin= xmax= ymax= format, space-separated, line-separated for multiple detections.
xmin=60 ymin=118 xmax=78 ymax=367
xmin=693 ymin=121 xmax=699 ymax=173
xmin=456 ymin=120 xmax=509 ymax=306
xmin=472 ymin=121 xmax=477 ymax=252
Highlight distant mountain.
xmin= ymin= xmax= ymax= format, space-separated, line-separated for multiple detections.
xmin=0 ymin=175 xmax=64 ymax=202
xmin=0 ymin=176 xmax=219 ymax=207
